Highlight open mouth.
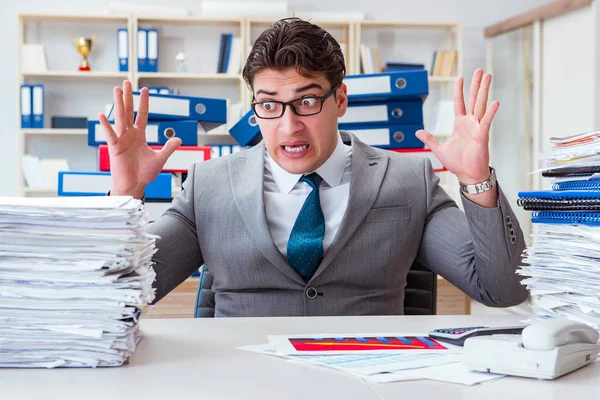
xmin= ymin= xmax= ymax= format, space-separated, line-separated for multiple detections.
xmin=282 ymin=144 xmax=310 ymax=153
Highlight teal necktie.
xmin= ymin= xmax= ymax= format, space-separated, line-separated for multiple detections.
xmin=286 ymin=173 xmax=325 ymax=282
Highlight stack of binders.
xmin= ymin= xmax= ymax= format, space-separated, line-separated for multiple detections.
xmin=516 ymin=129 xmax=600 ymax=329
xmin=59 ymin=92 xmax=227 ymax=222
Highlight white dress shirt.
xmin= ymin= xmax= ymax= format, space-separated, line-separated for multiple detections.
xmin=264 ymin=133 xmax=352 ymax=258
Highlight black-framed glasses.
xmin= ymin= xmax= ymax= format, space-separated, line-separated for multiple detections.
xmin=251 ymin=84 xmax=340 ymax=119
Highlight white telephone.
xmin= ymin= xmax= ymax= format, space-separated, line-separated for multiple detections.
xmin=462 ymin=318 xmax=600 ymax=379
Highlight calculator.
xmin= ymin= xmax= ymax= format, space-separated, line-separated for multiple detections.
xmin=428 ymin=325 xmax=525 ymax=346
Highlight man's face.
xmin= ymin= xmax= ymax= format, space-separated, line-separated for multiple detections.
xmin=252 ymin=68 xmax=348 ymax=174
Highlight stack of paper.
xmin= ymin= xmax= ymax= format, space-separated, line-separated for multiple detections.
xmin=0 ymin=196 xmax=158 ymax=368
xmin=518 ymin=129 xmax=600 ymax=329
xmin=239 ymin=333 xmax=503 ymax=386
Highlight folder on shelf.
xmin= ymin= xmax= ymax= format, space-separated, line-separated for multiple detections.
xmin=58 ymin=171 xmax=173 ymax=200
xmin=117 ymin=28 xmax=128 ymax=72
xmin=229 ymin=109 xmax=261 ymax=146
xmin=389 ymin=148 xmax=447 ymax=172
xmin=88 ymin=119 xmax=199 ymax=147
xmin=343 ymin=70 xmax=429 ymax=103
xmin=147 ymin=86 xmax=172 ymax=94
xmin=137 ymin=28 xmax=147 ymax=72
xmin=107 ymin=92 xmax=227 ymax=128
xmin=338 ymin=100 xmax=423 ymax=127
xmin=98 ymin=145 xmax=211 ymax=173
xmin=147 ymin=28 xmax=158 ymax=73
xmin=20 ymin=85 xmax=32 ymax=128
xmin=31 ymin=84 xmax=44 ymax=129
xmin=344 ymin=123 xmax=425 ymax=149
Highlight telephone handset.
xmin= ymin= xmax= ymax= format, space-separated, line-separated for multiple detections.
xmin=463 ymin=318 xmax=600 ymax=380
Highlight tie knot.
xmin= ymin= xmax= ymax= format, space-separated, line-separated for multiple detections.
xmin=300 ymin=172 xmax=323 ymax=189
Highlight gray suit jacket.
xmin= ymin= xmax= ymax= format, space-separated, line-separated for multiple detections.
xmin=147 ymin=131 xmax=528 ymax=317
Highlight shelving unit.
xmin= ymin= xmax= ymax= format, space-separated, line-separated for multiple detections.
xmin=17 ymin=13 xmax=463 ymax=197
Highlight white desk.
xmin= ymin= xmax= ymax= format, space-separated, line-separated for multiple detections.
xmin=2 ymin=315 xmax=599 ymax=399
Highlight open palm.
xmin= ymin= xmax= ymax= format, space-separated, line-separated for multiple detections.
xmin=98 ymin=81 xmax=181 ymax=198
xmin=416 ymin=69 xmax=499 ymax=183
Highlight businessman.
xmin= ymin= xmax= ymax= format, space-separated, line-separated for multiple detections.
xmin=99 ymin=17 xmax=528 ymax=317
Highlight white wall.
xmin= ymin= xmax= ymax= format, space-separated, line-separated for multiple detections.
xmin=0 ymin=0 xmax=553 ymax=196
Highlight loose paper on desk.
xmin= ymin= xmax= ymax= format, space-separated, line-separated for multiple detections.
xmin=267 ymin=333 xmax=462 ymax=355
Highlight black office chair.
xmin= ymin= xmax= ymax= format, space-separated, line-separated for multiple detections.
xmin=193 ymin=260 xmax=437 ymax=317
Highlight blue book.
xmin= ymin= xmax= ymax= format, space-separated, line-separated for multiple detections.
xmin=58 ymin=171 xmax=172 ymax=200
xmin=531 ymin=211 xmax=600 ymax=226
xmin=343 ymin=70 xmax=429 ymax=103
xmin=229 ymin=109 xmax=261 ymax=147
xmin=107 ymin=92 xmax=227 ymax=128
xmin=88 ymin=119 xmax=198 ymax=147
xmin=342 ymin=123 xmax=425 ymax=149
xmin=339 ymin=100 xmax=424 ymax=127
xmin=552 ymin=181 xmax=600 ymax=191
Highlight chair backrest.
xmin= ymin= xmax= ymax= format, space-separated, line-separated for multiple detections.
xmin=193 ymin=260 xmax=437 ymax=317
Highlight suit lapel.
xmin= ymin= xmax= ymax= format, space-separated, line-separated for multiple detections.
xmin=310 ymin=134 xmax=389 ymax=282
xmin=228 ymin=144 xmax=305 ymax=285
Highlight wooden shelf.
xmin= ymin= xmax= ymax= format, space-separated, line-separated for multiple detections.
xmin=359 ymin=21 xmax=459 ymax=29
xmin=23 ymin=71 xmax=129 ymax=79
xmin=137 ymin=16 xmax=243 ymax=25
xmin=24 ymin=188 xmax=57 ymax=195
xmin=21 ymin=129 xmax=87 ymax=136
xmin=137 ymin=72 xmax=242 ymax=81
xmin=248 ymin=18 xmax=352 ymax=28
xmin=18 ymin=13 xmax=128 ymax=23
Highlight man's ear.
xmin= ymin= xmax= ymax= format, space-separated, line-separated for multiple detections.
xmin=336 ymin=82 xmax=348 ymax=118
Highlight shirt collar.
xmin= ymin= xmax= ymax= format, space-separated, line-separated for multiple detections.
xmin=267 ymin=132 xmax=348 ymax=194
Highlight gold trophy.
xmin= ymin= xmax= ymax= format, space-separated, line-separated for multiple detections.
xmin=72 ymin=35 xmax=96 ymax=71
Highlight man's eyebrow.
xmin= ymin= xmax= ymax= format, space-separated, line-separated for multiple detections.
xmin=254 ymin=83 xmax=324 ymax=97
xmin=296 ymin=83 xmax=323 ymax=93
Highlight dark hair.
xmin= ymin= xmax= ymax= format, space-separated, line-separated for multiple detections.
xmin=242 ymin=17 xmax=346 ymax=90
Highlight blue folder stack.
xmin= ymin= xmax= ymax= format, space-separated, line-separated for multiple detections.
xmin=516 ymin=129 xmax=600 ymax=329
xmin=58 ymin=92 xmax=227 ymax=201
xmin=339 ymin=70 xmax=428 ymax=149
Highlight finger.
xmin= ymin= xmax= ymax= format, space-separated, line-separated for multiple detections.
xmin=474 ymin=73 xmax=492 ymax=121
xmin=113 ymin=86 xmax=127 ymax=134
xmin=467 ymin=68 xmax=483 ymax=115
xmin=134 ymin=87 xmax=149 ymax=131
xmin=98 ymin=113 xmax=118 ymax=146
xmin=157 ymin=137 xmax=182 ymax=166
xmin=479 ymin=100 xmax=500 ymax=141
xmin=415 ymin=129 xmax=441 ymax=153
xmin=123 ymin=80 xmax=135 ymax=127
xmin=453 ymin=77 xmax=466 ymax=116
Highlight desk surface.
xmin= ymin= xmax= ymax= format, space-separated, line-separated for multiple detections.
xmin=2 ymin=315 xmax=598 ymax=399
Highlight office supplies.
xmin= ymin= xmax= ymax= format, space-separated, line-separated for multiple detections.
xmin=98 ymin=145 xmax=210 ymax=173
xmin=52 ymin=116 xmax=87 ymax=129
xmin=366 ymin=362 xmax=504 ymax=385
xmin=343 ymin=70 xmax=429 ymax=103
xmin=58 ymin=171 xmax=173 ymax=199
xmin=88 ymin=119 xmax=198 ymax=146
xmin=229 ymin=109 xmax=261 ymax=146
xmin=517 ymin=190 xmax=600 ymax=211
xmin=268 ymin=333 xmax=461 ymax=355
xmin=31 ymin=84 xmax=44 ymax=128
xmin=428 ymin=325 xmax=525 ymax=346
xmin=20 ymin=84 xmax=32 ymax=128
xmin=147 ymin=28 xmax=158 ymax=72
xmin=117 ymin=28 xmax=128 ymax=72
xmin=343 ymin=123 xmax=424 ymax=149
xmin=137 ymin=28 xmax=147 ymax=72
xmin=390 ymin=149 xmax=447 ymax=172
xmin=463 ymin=318 xmax=600 ymax=380
xmin=107 ymin=92 xmax=227 ymax=127
xmin=339 ymin=101 xmax=424 ymax=126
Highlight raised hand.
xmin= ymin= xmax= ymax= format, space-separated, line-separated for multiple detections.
xmin=416 ymin=68 xmax=499 ymax=185
xmin=98 ymin=80 xmax=181 ymax=199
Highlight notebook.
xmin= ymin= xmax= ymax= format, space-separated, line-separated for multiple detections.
xmin=517 ymin=190 xmax=600 ymax=210
xmin=542 ymin=165 xmax=600 ymax=177
xmin=531 ymin=211 xmax=600 ymax=226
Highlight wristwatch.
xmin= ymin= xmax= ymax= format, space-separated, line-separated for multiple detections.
xmin=459 ymin=167 xmax=497 ymax=195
